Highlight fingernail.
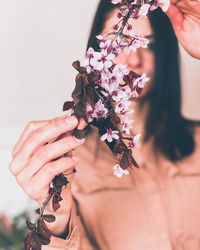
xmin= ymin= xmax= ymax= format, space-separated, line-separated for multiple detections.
xmin=65 ymin=116 xmax=77 ymax=126
xmin=72 ymin=156 xmax=79 ymax=162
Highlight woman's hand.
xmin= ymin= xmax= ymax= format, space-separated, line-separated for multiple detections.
xmin=165 ymin=0 xmax=200 ymax=59
xmin=9 ymin=115 xmax=86 ymax=237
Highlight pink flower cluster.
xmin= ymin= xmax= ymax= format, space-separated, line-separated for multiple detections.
xmin=111 ymin=0 xmax=170 ymax=14
xmin=81 ymin=0 xmax=170 ymax=178
xmin=86 ymin=99 xmax=108 ymax=122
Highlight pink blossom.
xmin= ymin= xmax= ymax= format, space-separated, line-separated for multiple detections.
xmin=90 ymin=51 xmax=115 ymax=71
xmin=119 ymin=107 xmax=134 ymax=116
xmin=113 ymin=64 xmax=128 ymax=81
xmin=128 ymin=134 xmax=141 ymax=148
xmin=86 ymin=103 xmax=94 ymax=122
xmin=101 ymin=71 xmax=119 ymax=91
xmin=115 ymin=99 xmax=131 ymax=114
xmin=158 ymin=0 xmax=170 ymax=12
xmin=113 ymin=164 xmax=129 ymax=178
xmin=102 ymin=88 xmax=126 ymax=102
xmin=138 ymin=4 xmax=150 ymax=18
xmin=122 ymin=118 xmax=134 ymax=135
xmin=124 ymin=33 xmax=149 ymax=55
xmin=101 ymin=128 xmax=119 ymax=143
xmin=111 ymin=0 xmax=122 ymax=4
xmin=83 ymin=47 xmax=94 ymax=73
xmin=96 ymin=35 xmax=112 ymax=51
xmin=86 ymin=100 xmax=108 ymax=122
xmin=133 ymin=73 xmax=149 ymax=88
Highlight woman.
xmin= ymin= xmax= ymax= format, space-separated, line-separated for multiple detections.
xmin=9 ymin=0 xmax=200 ymax=249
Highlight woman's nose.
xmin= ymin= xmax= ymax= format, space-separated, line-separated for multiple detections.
xmin=125 ymin=49 xmax=143 ymax=72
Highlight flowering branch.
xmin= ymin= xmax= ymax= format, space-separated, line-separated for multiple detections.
xmin=24 ymin=0 xmax=170 ymax=248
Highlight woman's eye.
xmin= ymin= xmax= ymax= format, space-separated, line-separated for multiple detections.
xmin=147 ymin=42 xmax=155 ymax=51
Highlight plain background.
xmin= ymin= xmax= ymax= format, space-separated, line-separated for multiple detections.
xmin=0 ymin=0 xmax=199 ymax=217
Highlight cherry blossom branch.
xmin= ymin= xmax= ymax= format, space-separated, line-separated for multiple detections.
xmin=24 ymin=0 xmax=170 ymax=248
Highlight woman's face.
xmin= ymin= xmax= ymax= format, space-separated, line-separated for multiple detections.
xmin=102 ymin=8 xmax=155 ymax=96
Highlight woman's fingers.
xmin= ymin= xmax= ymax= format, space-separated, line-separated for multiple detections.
xmin=12 ymin=114 xmax=70 ymax=158
xmin=16 ymin=156 xmax=78 ymax=205
xmin=9 ymin=116 xmax=78 ymax=174
xmin=12 ymin=120 xmax=49 ymax=158
xmin=11 ymin=134 xmax=84 ymax=177
xmin=9 ymin=115 xmax=87 ymax=209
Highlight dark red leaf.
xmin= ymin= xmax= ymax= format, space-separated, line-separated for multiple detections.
xmin=37 ymin=218 xmax=52 ymax=239
xmin=85 ymin=85 xmax=98 ymax=106
xmin=53 ymin=174 xmax=69 ymax=188
xmin=73 ymin=102 xmax=88 ymax=122
xmin=35 ymin=208 xmax=40 ymax=215
xmin=136 ymin=86 xmax=143 ymax=95
xmin=120 ymin=151 xmax=132 ymax=170
xmin=73 ymin=128 xmax=85 ymax=140
xmin=72 ymin=60 xmax=86 ymax=74
xmin=38 ymin=234 xmax=51 ymax=245
xmin=43 ymin=214 xmax=56 ymax=223
xmin=113 ymin=141 xmax=126 ymax=154
xmin=72 ymin=60 xmax=81 ymax=70
xmin=52 ymin=193 xmax=62 ymax=211
xmin=24 ymin=232 xmax=32 ymax=246
xmin=72 ymin=75 xmax=85 ymax=105
xmin=88 ymin=72 xmax=100 ymax=83
xmin=63 ymin=101 xmax=74 ymax=111
xmin=29 ymin=232 xmax=42 ymax=250
xmin=26 ymin=220 xmax=35 ymax=230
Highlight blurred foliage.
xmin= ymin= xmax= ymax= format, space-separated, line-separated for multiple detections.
xmin=0 ymin=211 xmax=30 ymax=250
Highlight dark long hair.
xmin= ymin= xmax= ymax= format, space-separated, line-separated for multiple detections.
xmin=86 ymin=0 xmax=195 ymax=162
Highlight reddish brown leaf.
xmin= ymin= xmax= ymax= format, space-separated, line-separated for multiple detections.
xmin=120 ymin=150 xmax=132 ymax=170
xmin=37 ymin=218 xmax=52 ymax=239
xmin=72 ymin=60 xmax=86 ymax=74
xmin=24 ymin=232 xmax=33 ymax=247
xmin=43 ymin=214 xmax=56 ymax=223
xmin=73 ymin=102 xmax=88 ymax=122
xmin=73 ymin=128 xmax=85 ymax=140
xmin=88 ymin=72 xmax=100 ymax=83
xmin=52 ymin=193 xmax=62 ymax=211
xmin=38 ymin=234 xmax=51 ymax=245
xmin=29 ymin=232 xmax=42 ymax=250
xmin=26 ymin=220 xmax=35 ymax=231
xmin=63 ymin=101 xmax=74 ymax=111
xmin=72 ymin=74 xmax=85 ymax=105
xmin=35 ymin=208 xmax=40 ymax=215
xmin=113 ymin=141 xmax=126 ymax=154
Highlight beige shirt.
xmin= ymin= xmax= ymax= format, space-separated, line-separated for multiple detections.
xmin=43 ymin=118 xmax=200 ymax=250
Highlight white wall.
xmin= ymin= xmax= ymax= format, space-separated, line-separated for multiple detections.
xmin=0 ymin=0 xmax=99 ymax=127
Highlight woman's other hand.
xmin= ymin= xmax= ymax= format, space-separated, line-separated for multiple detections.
xmin=9 ymin=115 xmax=86 ymax=237
xmin=165 ymin=0 xmax=200 ymax=59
